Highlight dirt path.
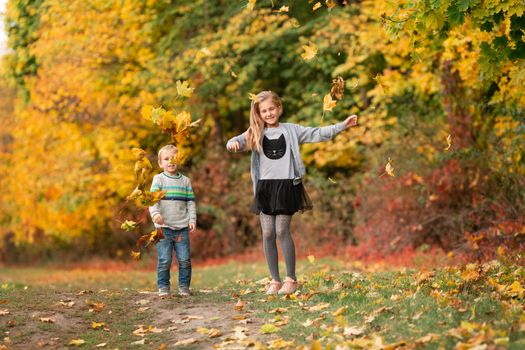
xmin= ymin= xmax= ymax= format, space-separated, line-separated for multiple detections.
xmin=2 ymin=288 xmax=271 ymax=349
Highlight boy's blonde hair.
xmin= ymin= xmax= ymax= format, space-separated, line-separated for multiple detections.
xmin=157 ymin=144 xmax=178 ymax=166
xmin=247 ymin=91 xmax=282 ymax=152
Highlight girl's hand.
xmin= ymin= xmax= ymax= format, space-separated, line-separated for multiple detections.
xmin=189 ymin=223 xmax=196 ymax=232
xmin=227 ymin=141 xmax=240 ymax=152
xmin=344 ymin=115 xmax=358 ymax=129
xmin=153 ymin=214 xmax=164 ymax=225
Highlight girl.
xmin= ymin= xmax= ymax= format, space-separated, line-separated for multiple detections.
xmin=226 ymin=91 xmax=358 ymax=295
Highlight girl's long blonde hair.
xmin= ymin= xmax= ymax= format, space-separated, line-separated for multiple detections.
xmin=246 ymin=91 xmax=282 ymax=152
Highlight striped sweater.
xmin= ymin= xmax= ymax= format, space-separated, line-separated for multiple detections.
xmin=149 ymin=172 xmax=197 ymax=230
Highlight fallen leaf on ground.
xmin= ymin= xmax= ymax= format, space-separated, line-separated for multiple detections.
xmin=68 ymin=339 xmax=86 ymax=346
xmin=260 ymin=324 xmax=280 ymax=334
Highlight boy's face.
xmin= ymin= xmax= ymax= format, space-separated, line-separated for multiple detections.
xmin=159 ymin=150 xmax=178 ymax=175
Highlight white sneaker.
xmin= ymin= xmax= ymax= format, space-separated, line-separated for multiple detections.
xmin=178 ymin=286 xmax=191 ymax=296
xmin=158 ymin=287 xmax=170 ymax=297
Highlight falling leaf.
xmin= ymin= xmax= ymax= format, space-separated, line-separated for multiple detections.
xmin=323 ymin=94 xmax=337 ymax=112
xmin=247 ymin=0 xmax=256 ymax=10
xmin=385 ymin=157 xmax=395 ymax=177
xmin=328 ymin=177 xmax=337 ymax=184
xmin=312 ymin=2 xmax=322 ymax=11
xmin=330 ymin=76 xmax=345 ymax=100
xmin=131 ymin=251 xmax=141 ymax=260
xmin=445 ymin=134 xmax=452 ymax=150
xmin=308 ymin=255 xmax=316 ymax=264
xmin=276 ymin=6 xmax=289 ymax=12
xmin=120 ymin=220 xmax=138 ymax=231
xmin=248 ymin=93 xmax=258 ymax=102
xmin=131 ymin=147 xmax=147 ymax=159
xmin=260 ymin=324 xmax=280 ymax=334
xmin=301 ymin=42 xmax=318 ymax=61
xmin=68 ymin=339 xmax=86 ymax=346
xmin=230 ymin=70 xmax=237 ymax=78
xmin=326 ymin=0 xmax=336 ymax=9
xmin=176 ymin=80 xmax=194 ymax=98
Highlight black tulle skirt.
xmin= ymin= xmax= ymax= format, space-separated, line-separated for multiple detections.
xmin=251 ymin=179 xmax=313 ymax=215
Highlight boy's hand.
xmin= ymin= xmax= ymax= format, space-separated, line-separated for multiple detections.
xmin=344 ymin=115 xmax=358 ymax=129
xmin=153 ymin=214 xmax=164 ymax=225
xmin=189 ymin=223 xmax=196 ymax=232
xmin=227 ymin=141 xmax=240 ymax=152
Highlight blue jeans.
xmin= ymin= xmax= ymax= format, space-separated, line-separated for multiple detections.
xmin=156 ymin=227 xmax=191 ymax=290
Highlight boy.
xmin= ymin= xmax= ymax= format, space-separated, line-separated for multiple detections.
xmin=149 ymin=144 xmax=196 ymax=297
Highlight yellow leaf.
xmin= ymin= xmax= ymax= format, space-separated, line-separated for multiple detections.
xmin=131 ymin=147 xmax=146 ymax=160
xmin=140 ymin=105 xmax=153 ymax=121
xmin=332 ymin=306 xmax=348 ymax=316
xmin=301 ymin=42 xmax=318 ymax=61
xmin=325 ymin=0 xmax=336 ymax=9
xmin=91 ymin=321 xmax=106 ymax=330
xmin=308 ymin=255 xmax=315 ymax=264
xmin=507 ymin=281 xmax=524 ymax=298
xmin=323 ymin=94 xmax=337 ymax=112
xmin=385 ymin=157 xmax=395 ymax=177
xmin=176 ymin=80 xmax=194 ymax=98
xmin=68 ymin=339 xmax=86 ymax=346
xmin=39 ymin=317 xmax=55 ymax=323
xmin=328 ymin=177 xmax=337 ymax=184
xmin=248 ymin=93 xmax=258 ymax=102
xmin=131 ymin=251 xmax=141 ymax=260
xmin=312 ymin=2 xmax=322 ymax=11
xmin=445 ymin=134 xmax=452 ymax=150
xmin=196 ymin=48 xmax=213 ymax=59
xmin=197 ymin=327 xmax=210 ymax=335
xmin=496 ymin=246 xmax=505 ymax=256
xmin=247 ymin=0 xmax=256 ymax=11
xmin=310 ymin=340 xmax=322 ymax=350
xmin=276 ymin=6 xmax=289 ymax=12
xmin=120 ymin=220 xmax=138 ymax=231
xmin=260 ymin=323 xmax=279 ymax=334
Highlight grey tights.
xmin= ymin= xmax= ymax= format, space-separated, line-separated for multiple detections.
xmin=259 ymin=212 xmax=296 ymax=282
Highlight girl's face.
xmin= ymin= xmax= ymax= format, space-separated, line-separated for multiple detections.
xmin=258 ymin=99 xmax=282 ymax=127
xmin=159 ymin=150 xmax=178 ymax=175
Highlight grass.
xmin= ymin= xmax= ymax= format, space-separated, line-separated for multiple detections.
xmin=0 ymin=258 xmax=524 ymax=349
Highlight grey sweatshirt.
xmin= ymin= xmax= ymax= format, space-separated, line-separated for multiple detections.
xmin=226 ymin=121 xmax=347 ymax=193
xmin=149 ymin=172 xmax=197 ymax=229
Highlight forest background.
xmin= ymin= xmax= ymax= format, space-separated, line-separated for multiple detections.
xmin=0 ymin=0 xmax=523 ymax=265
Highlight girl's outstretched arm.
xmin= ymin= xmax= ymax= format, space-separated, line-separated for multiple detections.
xmin=226 ymin=132 xmax=248 ymax=152
xmin=296 ymin=114 xmax=358 ymax=144
xmin=344 ymin=115 xmax=358 ymax=129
